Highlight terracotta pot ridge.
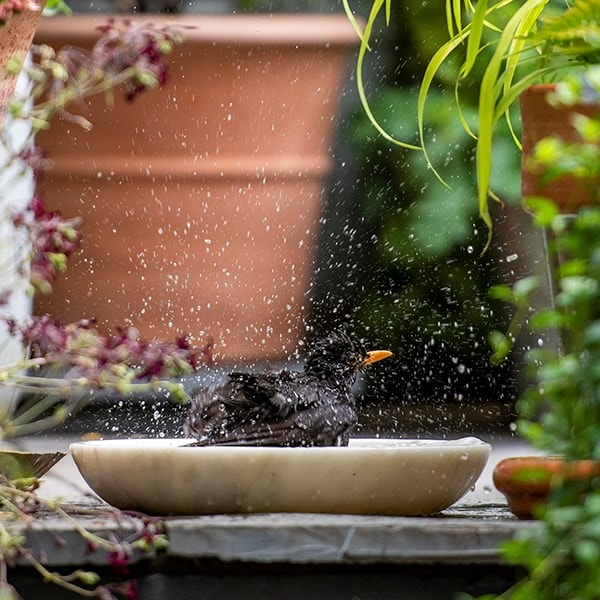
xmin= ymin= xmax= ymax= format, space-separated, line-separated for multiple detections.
xmin=44 ymin=154 xmax=334 ymax=180
xmin=35 ymin=13 xmax=359 ymax=47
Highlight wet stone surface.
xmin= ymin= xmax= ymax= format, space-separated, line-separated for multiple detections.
xmin=25 ymin=500 xmax=526 ymax=568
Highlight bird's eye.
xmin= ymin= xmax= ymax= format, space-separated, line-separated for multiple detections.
xmin=349 ymin=355 xmax=361 ymax=368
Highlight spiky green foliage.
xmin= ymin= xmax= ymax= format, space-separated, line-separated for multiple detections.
xmin=533 ymin=0 xmax=600 ymax=63
xmin=344 ymin=0 xmax=599 ymax=249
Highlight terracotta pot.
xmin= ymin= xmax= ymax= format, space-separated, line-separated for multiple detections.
xmin=0 ymin=450 xmax=65 ymax=479
xmin=33 ymin=14 xmax=357 ymax=362
xmin=493 ymin=456 xmax=600 ymax=519
xmin=0 ymin=6 xmax=45 ymax=127
xmin=0 ymin=6 xmax=45 ymax=416
xmin=520 ymin=84 xmax=599 ymax=212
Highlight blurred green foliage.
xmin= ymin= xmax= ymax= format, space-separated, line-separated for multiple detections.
xmin=340 ymin=1 xmax=525 ymax=410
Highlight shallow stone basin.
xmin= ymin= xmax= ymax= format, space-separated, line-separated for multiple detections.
xmin=69 ymin=437 xmax=490 ymax=516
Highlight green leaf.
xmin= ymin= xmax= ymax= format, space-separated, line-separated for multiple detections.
xmin=558 ymin=276 xmax=599 ymax=305
xmin=489 ymin=284 xmax=514 ymax=302
xmin=584 ymin=494 xmax=600 ymax=515
xmin=584 ymin=322 xmax=600 ymax=345
xmin=530 ymin=308 xmax=563 ymax=330
xmin=518 ymin=420 xmax=546 ymax=444
xmin=489 ymin=330 xmax=512 ymax=364
xmin=417 ymin=30 xmax=470 ymax=188
xmin=560 ymin=258 xmax=587 ymax=277
xmin=463 ymin=0 xmax=489 ymax=77
xmin=345 ymin=0 xmax=422 ymax=154
xmin=524 ymin=196 xmax=560 ymax=227
xmin=513 ymin=275 xmax=540 ymax=301
xmin=342 ymin=0 xmax=369 ymax=47
xmin=549 ymin=504 xmax=586 ymax=524
xmin=501 ymin=537 xmax=540 ymax=568
xmin=476 ymin=0 xmax=548 ymax=248
xmin=574 ymin=113 xmax=600 ymax=144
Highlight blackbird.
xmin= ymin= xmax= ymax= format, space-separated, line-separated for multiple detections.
xmin=183 ymin=331 xmax=392 ymax=447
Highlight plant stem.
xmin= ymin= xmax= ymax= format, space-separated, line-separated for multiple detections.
xmin=22 ymin=550 xmax=106 ymax=598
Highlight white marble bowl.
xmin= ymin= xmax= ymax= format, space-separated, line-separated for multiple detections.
xmin=69 ymin=437 xmax=490 ymax=516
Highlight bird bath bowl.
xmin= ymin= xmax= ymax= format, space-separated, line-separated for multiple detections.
xmin=70 ymin=437 xmax=490 ymax=516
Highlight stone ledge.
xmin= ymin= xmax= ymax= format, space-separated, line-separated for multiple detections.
xmin=19 ymin=502 xmax=532 ymax=569
xmin=161 ymin=507 xmax=531 ymax=566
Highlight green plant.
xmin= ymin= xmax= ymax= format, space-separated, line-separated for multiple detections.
xmin=344 ymin=85 xmax=518 ymax=409
xmin=465 ymin=206 xmax=600 ymax=600
xmin=0 ymin=17 xmax=214 ymax=598
xmin=473 ymin=70 xmax=600 ymax=600
xmin=343 ymin=0 xmax=600 ymax=248
xmin=0 ymin=476 xmax=169 ymax=599
xmin=0 ymin=18 xmax=211 ymax=437
xmin=489 ymin=68 xmax=600 ymax=365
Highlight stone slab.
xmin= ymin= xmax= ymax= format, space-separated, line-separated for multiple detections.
xmin=164 ymin=508 xmax=529 ymax=565
xmin=18 ymin=502 xmax=529 ymax=568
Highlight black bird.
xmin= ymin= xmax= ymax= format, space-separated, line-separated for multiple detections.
xmin=183 ymin=331 xmax=392 ymax=447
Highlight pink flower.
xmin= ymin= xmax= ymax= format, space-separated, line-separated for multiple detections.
xmin=9 ymin=315 xmax=211 ymax=387
xmin=12 ymin=197 xmax=83 ymax=295
xmin=107 ymin=550 xmax=130 ymax=576
xmin=92 ymin=19 xmax=182 ymax=101
xmin=0 ymin=0 xmax=40 ymax=23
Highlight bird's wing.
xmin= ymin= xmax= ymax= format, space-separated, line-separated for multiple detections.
xmin=186 ymin=396 xmax=356 ymax=447
xmin=184 ymin=370 xmax=301 ymax=441
xmin=184 ymin=372 xmax=356 ymax=447
xmin=227 ymin=371 xmax=309 ymax=417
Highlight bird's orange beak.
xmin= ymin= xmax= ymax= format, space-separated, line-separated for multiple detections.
xmin=361 ymin=350 xmax=393 ymax=366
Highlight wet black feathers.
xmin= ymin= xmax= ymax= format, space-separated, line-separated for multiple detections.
xmin=183 ymin=331 xmax=369 ymax=447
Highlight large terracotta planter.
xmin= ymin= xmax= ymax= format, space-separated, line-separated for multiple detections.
xmin=520 ymin=84 xmax=599 ymax=211
xmin=33 ymin=15 xmax=357 ymax=362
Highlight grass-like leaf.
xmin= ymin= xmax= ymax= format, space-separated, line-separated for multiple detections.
xmin=342 ymin=0 xmax=421 ymax=151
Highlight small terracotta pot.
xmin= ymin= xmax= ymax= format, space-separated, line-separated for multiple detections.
xmin=493 ymin=456 xmax=600 ymax=519
xmin=520 ymin=84 xmax=599 ymax=212
xmin=0 ymin=4 xmax=45 ymax=127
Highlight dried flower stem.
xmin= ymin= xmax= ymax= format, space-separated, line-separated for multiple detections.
xmin=0 ymin=15 xmax=200 ymax=599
